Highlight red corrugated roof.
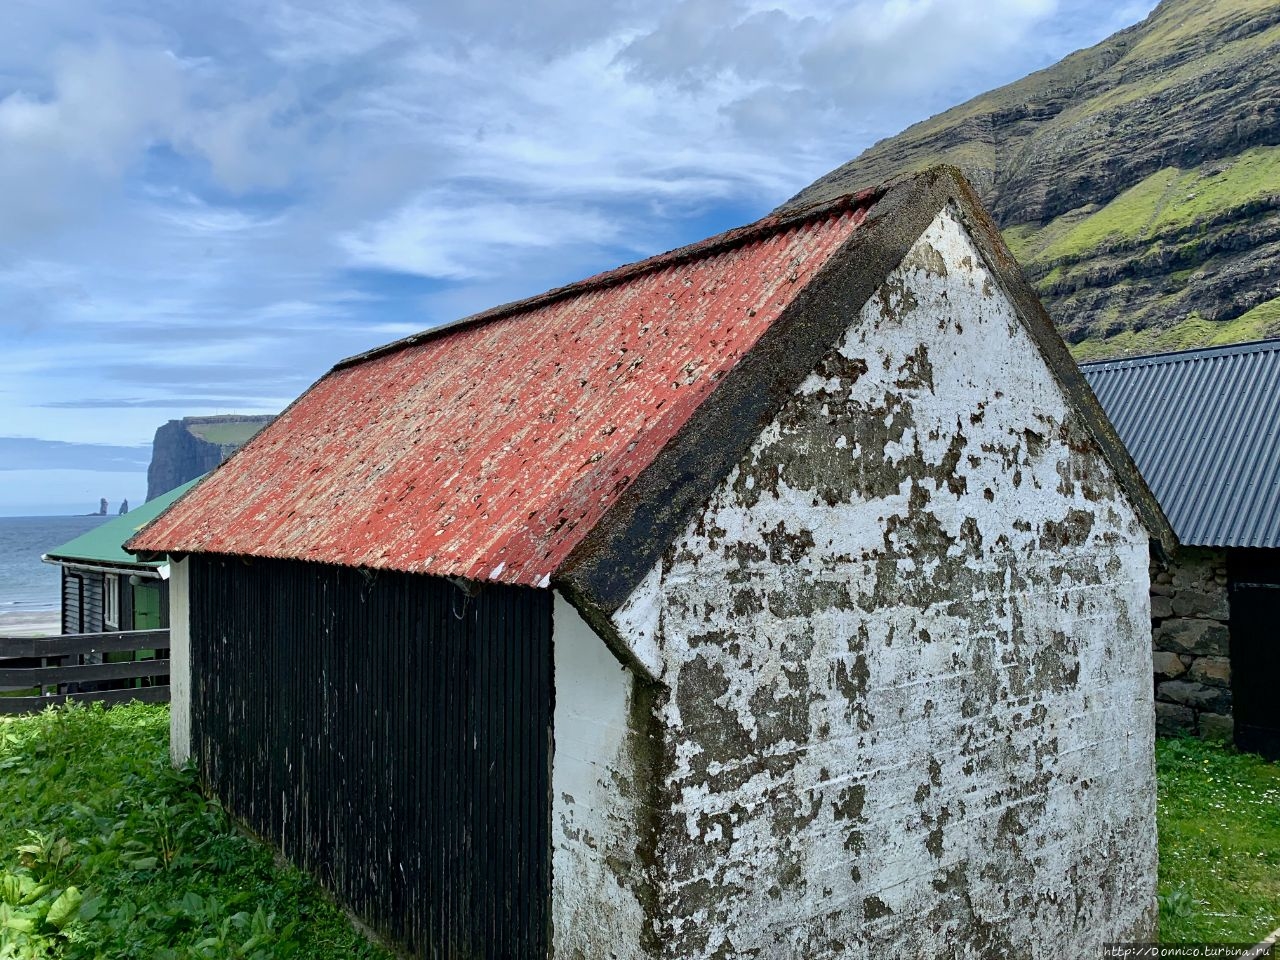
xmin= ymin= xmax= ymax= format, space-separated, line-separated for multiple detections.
xmin=130 ymin=201 xmax=869 ymax=585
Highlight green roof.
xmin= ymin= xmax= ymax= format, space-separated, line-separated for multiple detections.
xmin=44 ymin=477 xmax=204 ymax=569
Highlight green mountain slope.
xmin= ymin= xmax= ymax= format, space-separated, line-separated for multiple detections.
xmin=782 ymin=0 xmax=1280 ymax=360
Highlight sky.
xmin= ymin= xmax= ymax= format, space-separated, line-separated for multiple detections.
xmin=0 ymin=0 xmax=1159 ymax=515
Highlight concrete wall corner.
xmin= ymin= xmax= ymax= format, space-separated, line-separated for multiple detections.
xmin=167 ymin=557 xmax=191 ymax=768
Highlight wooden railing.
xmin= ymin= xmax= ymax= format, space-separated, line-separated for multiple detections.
xmin=0 ymin=629 xmax=170 ymax=715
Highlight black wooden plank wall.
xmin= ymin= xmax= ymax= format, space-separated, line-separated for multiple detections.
xmin=188 ymin=555 xmax=553 ymax=959
xmin=60 ymin=571 xmax=78 ymax=636
xmin=62 ymin=571 xmax=105 ymax=635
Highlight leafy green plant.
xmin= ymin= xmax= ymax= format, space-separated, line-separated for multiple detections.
xmin=0 ymin=703 xmax=392 ymax=959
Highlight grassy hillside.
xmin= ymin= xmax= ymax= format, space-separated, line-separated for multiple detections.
xmin=785 ymin=0 xmax=1280 ymax=360
xmin=1010 ymin=148 xmax=1280 ymax=265
xmin=183 ymin=417 xmax=273 ymax=448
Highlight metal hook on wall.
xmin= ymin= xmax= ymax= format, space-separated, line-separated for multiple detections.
xmin=448 ymin=576 xmax=479 ymax=620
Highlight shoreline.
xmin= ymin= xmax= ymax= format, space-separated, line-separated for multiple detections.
xmin=0 ymin=610 xmax=61 ymax=638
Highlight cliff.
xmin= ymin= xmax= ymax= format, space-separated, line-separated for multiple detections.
xmin=781 ymin=0 xmax=1280 ymax=360
xmin=146 ymin=415 xmax=275 ymax=501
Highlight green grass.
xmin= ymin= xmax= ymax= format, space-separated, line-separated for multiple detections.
xmin=1158 ymin=736 xmax=1280 ymax=944
xmin=0 ymin=703 xmax=393 ymax=959
xmin=1235 ymin=296 xmax=1280 ymax=332
xmin=1129 ymin=0 xmax=1280 ymax=59
xmin=807 ymin=0 xmax=1280 ymax=204
xmin=1070 ymin=300 xmax=1280 ymax=362
xmin=1019 ymin=146 xmax=1280 ymax=266
xmin=1059 ymin=16 xmax=1280 ymax=125
xmin=185 ymin=422 xmax=268 ymax=447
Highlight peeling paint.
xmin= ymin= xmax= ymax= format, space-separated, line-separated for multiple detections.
xmin=131 ymin=206 xmax=866 ymax=586
xmin=601 ymin=207 xmax=1156 ymax=958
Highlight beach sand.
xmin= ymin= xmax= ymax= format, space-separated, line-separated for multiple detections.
xmin=0 ymin=610 xmax=61 ymax=637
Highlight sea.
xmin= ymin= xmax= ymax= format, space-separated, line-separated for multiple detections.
xmin=0 ymin=515 xmax=113 ymax=614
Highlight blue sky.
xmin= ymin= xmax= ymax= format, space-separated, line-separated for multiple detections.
xmin=0 ymin=0 xmax=1158 ymax=515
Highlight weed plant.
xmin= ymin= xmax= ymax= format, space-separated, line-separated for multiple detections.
xmin=0 ymin=702 xmax=392 ymax=959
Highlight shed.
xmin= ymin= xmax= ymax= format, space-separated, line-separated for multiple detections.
xmin=1083 ymin=338 xmax=1280 ymax=756
xmin=130 ymin=167 xmax=1172 ymax=959
xmin=44 ymin=477 xmax=201 ymax=634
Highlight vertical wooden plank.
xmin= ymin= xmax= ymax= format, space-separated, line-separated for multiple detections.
xmin=186 ymin=556 xmax=553 ymax=958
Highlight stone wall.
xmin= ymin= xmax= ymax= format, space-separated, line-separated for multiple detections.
xmin=1151 ymin=547 xmax=1233 ymax=740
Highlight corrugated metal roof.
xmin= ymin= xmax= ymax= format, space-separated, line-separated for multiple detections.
xmin=130 ymin=201 xmax=869 ymax=585
xmin=44 ymin=477 xmax=204 ymax=569
xmin=1081 ymin=338 xmax=1280 ymax=548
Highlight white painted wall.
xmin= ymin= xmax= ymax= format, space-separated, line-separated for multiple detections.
xmin=550 ymin=593 xmax=650 ymax=960
xmin=607 ymin=207 xmax=1157 ymax=958
xmin=168 ymin=556 xmax=191 ymax=767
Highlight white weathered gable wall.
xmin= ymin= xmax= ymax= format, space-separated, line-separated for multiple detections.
xmin=551 ymin=595 xmax=653 ymax=960
xmin=606 ymin=206 xmax=1155 ymax=958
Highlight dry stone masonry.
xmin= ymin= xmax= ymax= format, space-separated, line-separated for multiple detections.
xmin=1151 ymin=548 xmax=1233 ymax=740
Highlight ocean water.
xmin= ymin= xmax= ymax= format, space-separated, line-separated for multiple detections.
xmin=0 ymin=515 xmax=113 ymax=613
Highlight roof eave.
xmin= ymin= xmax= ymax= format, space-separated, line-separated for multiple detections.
xmin=42 ymin=555 xmax=163 ymax=576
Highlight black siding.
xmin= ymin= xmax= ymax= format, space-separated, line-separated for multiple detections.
xmin=1229 ymin=549 xmax=1280 ymax=759
xmin=189 ymin=555 xmax=553 ymax=958
xmin=61 ymin=570 xmax=105 ymax=635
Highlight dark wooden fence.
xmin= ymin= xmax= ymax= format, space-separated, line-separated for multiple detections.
xmin=0 ymin=629 xmax=170 ymax=715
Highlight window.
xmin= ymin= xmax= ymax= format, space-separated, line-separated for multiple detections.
xmin=104 ymin=574 xmax=120 ymax=630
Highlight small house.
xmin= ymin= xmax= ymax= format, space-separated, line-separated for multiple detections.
xmin=131 ymin=168 xmax=1172 ymax=959
xmin=44 ymin=478 xmax=201 ymax=634
xmin=1083 ymin=339 xmax=1280 ymax=757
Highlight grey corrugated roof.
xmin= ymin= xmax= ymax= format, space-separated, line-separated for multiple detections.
xmin=1081 ymin=339 xmax=1280 ymax=549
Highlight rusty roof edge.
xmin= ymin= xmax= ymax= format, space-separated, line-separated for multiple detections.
xmin=328 ymin=185 xmax=890 ymax=375
xmin=126 ymin=479 xmax=209 ymax=558
xmin=127 ymin=403 xmax=312 ymax=557
xmin=555 ymin=166 xmax=964 ymax=620
xmin=126 ymin=389 xmax=323 ymax=556
xmin=939 ymin=170 xmax=1179 ymax=560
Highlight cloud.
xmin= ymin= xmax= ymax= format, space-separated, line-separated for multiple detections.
xmin=0 ymin=0 xmax=1162 ymax=512
xmin=146 ymin=190 xmax=286 ymax=236
xmin=263 ymin=0 xmax=424 ymax=64
xmin=619 ymin=1 xmax=806 ymax=88
xmin=0 ymin=437 xmax=150 ymax=472
xmin=39 ymin=397 xmax=272 ymax=410
xmin=339 ymin=191 xmax=625 ymax=279
xmin=0 ymin=43 xmax=185 ymax=174
xmin=616 ymin=0 xmax=1065 ymax=146
xmin=800 ymin=0 xmax=1061 ymax=114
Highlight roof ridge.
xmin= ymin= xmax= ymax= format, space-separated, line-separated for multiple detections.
xmin=330 ymin=183 xmax=887 ymax=373
xmin=1081 ymin=336 xmax=1280 ymax=370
